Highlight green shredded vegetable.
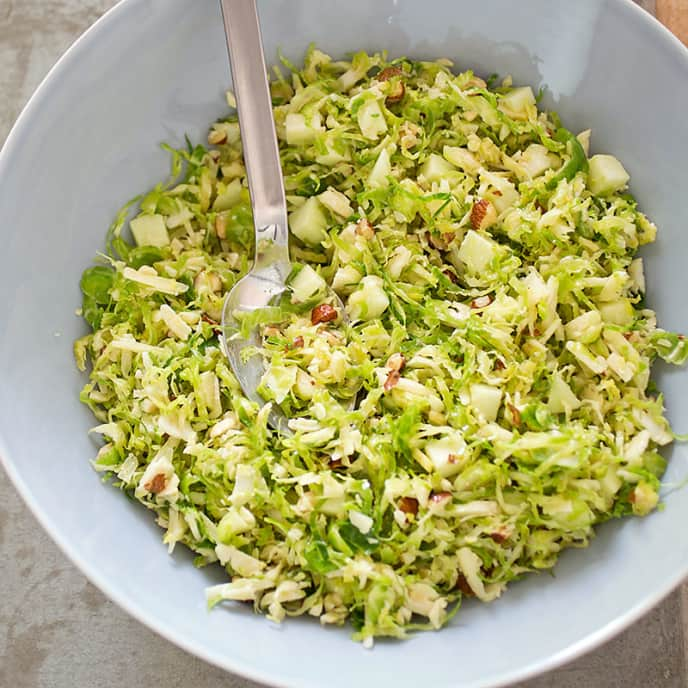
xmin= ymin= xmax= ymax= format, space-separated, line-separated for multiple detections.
xmin=75 ymin=47 xmax=686 ymax=646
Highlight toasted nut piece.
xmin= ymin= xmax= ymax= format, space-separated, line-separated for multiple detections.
xmin=508 ymin=403 xmax=521 ymax=426
xmin=386 ymin=353 xmax=406 ymax=372
xmin=443 ymin=269 xmax=459 ymax=284
xmin=377 ymin=66 xmax=405 ymax=105
xmin=426 ymin=231 xmax=450 ymax=251
xmin=426 ymin=233 xmax=441 ymax=250
xmin=400 ymin=121 xmax=421 ymax=149
xmin=429 ymin=491 xmax=452 ymax=504
xmin=194 ymin=270 xmax=222 ymax=294
xmin=455 ymin=573 xmax=475 ymax=596
xmin=470 ymin=199 xmax=498 ymax=230
xmin=377 ymin=66 xmax=403 ymax=81
xmin=355 ymin=218 xmax=375 ymax=239
xmin=321 ymin=329 xmax=344 ymax=346
xmin=385 ymin=80 xmax=405 ymax=105
xmin=465 ymin=76 xmax=487 ymax=89
xmin=311 ymin=303 xmax=338 ymax=325
xmin=201 ymin=314 xmax=222 ymax=335
xmin=208 ymin=128 xmax=228 ymax=145
xmin=490 ymin=530 xmax=509 ymax=544
xmin=383 ymin=370 xmax=401 ymax=392
xmin=470 ymin=294 xmax=493 ymax=309
xmin=292 ymin=336 xmax=304 ymax=349
xmin=263 ymin=325 xmax=281 ymax=338
xmin=215 ymin=214 xmax=227 ymax=239
xmin=144 ymin=473 xmax=166 ymax=494
xmin=398 ymin=497 xmax=419 ymax=515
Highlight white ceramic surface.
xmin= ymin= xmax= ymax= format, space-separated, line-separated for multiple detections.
xmin=1 ymin=1 xmax=688 ymax=686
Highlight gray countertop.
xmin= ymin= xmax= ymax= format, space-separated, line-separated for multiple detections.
xmin=1 ymin=1 xmax=686 ymax=686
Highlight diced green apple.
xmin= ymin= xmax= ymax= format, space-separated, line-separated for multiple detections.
xmin=368 ymin=148 xmax=392 ymax=189
xmin=357 ymin=99 xmax=387 ymax=140
xmin=289 ymin=197 xmax=328 ymax=246
xmin=290 ymin=265 xmax=327 ymax=302
xmin=420 ymin=153 xmax=455 ymax=182
xmin=130 ymin=214 xmax=169 ymax=247
xmin=587 ymin=154 xmax=630 ymax=195
xmin=457 ymin=229 xmax=500 ymax=273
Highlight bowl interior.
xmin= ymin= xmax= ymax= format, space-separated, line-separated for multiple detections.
xmin=1 ymin=1 xmax=688 ymax=687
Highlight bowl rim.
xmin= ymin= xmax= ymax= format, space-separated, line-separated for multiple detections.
xmin=2 ymin=0 xmax=688 ymax=686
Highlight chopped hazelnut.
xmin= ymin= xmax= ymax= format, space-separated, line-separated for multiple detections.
xmin=385 ymin=80 xmax=405 ymax=105
xmin=207 ymin=128 xmax=227 ymax=145
xmin=263 ymin=325 xmax=281 ymax=338
xmin=443 ymin=269 xmax=459 ymax=284
xmin=398 ymin=497 xmax=419 ymax=515
xmin=355 ymin=218 xmax=375 ymax=239
xmin=470 ymin=294 xmax=493 ymax=309
xmin=455 ymin=573 xmax=475 ymax=596
xmin=377 ymin=66 xmax=403 ymax=81
xmin=311 ymin=303 xmax=338 ymax=325
xmin=144 ymin=473 xmax=166 ymax=494
xmin=386 ymin=353 xmax=406 ymax=372
xmin=470 ymin=199 xmax=498 ymax=230
xmin=215 ymin=214 xmax=227 ymax=239
xmin=383 ymin=370 xmax=401 ymax=392
xmin=194 ymin=270 xmax=222 ymax=294
xmin=508 ymin=403 xmax=521 ymax=426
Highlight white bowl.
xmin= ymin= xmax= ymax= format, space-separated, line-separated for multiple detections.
xmin=2 ymin=1 xmax=688 ymax=686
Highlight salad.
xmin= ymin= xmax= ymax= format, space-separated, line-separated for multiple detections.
xmin=75 ymin=48 xmax=687 ymax=645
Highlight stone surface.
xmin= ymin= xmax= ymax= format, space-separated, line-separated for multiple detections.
xmin=0 ymin=1 xmax=685 ymax=687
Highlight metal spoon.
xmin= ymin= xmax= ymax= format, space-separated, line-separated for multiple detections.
xmin=219 ymin=0 xmax=348 ymax=433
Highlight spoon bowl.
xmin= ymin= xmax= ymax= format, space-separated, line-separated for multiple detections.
xmin=219 ymin=0 xmax=348 ymax=430
xmin=220 ymin=235 xmax=291 ymax=431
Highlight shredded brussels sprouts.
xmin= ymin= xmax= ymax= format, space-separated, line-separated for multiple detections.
xmin=75 ymin=47 xmax=686 ymax=645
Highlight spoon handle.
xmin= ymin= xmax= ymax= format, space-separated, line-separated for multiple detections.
xmin=220 ymin=0 xmax=289 ymax=254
